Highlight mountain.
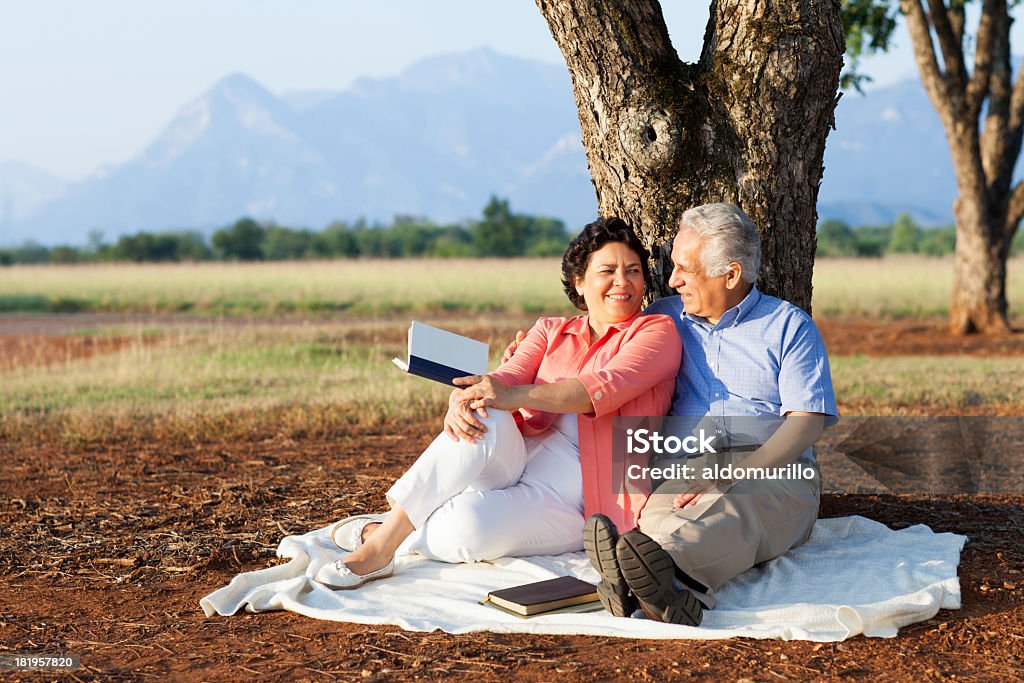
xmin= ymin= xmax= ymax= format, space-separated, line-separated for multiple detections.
xmin=0 ymin=48 xmax=1005 ymax=246
xmin=2 ymin=49 xmax=593 ymax=246
xmin=0 ymin=162 xmax=66 ymax=232
xmin=10 ymin=74 xmax=355 ymax=244
xmin=819 ymin=78 xmax=959 ymax=226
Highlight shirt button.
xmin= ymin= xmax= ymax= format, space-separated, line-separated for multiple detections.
xmin=714 ymin=392 xmax=721 ymax=397
xmin=594 ymin=391 xmax=603 ymax=400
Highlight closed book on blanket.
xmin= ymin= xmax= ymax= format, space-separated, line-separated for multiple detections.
xmin=485 ymin=576 xmax=599 ymax=616
xmin=392 ymin=321 xmax=489 ymax=386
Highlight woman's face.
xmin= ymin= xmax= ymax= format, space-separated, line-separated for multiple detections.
xmin=574 ymin=241 xmax=645 ymax=326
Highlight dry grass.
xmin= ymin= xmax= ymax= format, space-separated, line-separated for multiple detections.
xmin=0 ymin=259 xmax=576 ymax=316
xmin=1 ymin=255 xmax=1021 ymax=317
xmin=2 ymin=317 xmax=1020 ymax=448
xmin=0 ymin=319 xmax=537 ymax=447
xmin=812 ymin=255 xmax=1024 ymax=318
xmin=3 ymin=256 xmax=1022 ymax=446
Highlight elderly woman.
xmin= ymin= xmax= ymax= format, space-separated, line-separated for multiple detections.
xmin=316 ymin=217 xmax=681 ymax=589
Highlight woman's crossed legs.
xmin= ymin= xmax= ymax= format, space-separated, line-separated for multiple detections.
xmin=333 ymin=410 xmax=583 ymax=581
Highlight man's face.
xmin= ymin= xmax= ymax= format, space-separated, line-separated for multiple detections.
xmin=667 ymin=229 xmax=731 ymax=323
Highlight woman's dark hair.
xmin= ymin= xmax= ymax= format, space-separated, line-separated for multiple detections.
xmin=561 ymin=216 xmax=650 ymax=311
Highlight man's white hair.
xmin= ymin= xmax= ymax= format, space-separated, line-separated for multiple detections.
xmin=679 ymin=203 xmax=761 ymax=284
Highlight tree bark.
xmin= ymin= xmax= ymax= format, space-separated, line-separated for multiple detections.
xmin=534 ymin=0 xmax=845 ymax=312
xmin=950 ymin=196 xmax=1011 ymax=334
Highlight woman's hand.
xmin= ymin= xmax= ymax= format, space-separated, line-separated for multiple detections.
xmin=443 ymin=388 xmax=489 ymax=443
xmin=453 ymin=374 xmax=520 ymax=412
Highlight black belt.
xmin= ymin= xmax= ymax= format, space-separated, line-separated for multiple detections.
xmin=715 ymin=444 xmax=760 ymax=453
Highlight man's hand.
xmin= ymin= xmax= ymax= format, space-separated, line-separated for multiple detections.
xmin=673 ymin=479 xmax=717 ymax=509
xmin=501 ymin=330 xmax=526 ymax=364
xmin=443 ymin=388 xmax=488 ymax=443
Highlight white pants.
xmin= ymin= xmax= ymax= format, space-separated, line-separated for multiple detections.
xmin=387 ymin=410 xmax=584 ymax=563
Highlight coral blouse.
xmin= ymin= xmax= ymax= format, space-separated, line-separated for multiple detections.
xmin=488 ymin=312 xmax=681 ymax=531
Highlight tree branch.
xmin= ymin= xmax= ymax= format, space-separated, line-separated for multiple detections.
xmin=899 ymin=0 xmax=954 ymax=126
xmin=1004 ymin=180 xmax=1024 ymax=238
xmin=949 ymin=2 xmax=965 ymax=46
xmin=535 ymin=0 xmax=681 ymax=78
xmin=966 ymin=0 xmax=998 ymax=121
xmin=979 ymin=0 xmax=1016 ymax=195
xmin=1009 ymin=22 xmax=1024 ymax=136
xmin=926 ymin=0 xmax=967 ymax=94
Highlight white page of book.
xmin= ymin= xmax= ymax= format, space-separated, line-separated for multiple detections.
xmin=395 ymin=322 xmax=488 ymax=375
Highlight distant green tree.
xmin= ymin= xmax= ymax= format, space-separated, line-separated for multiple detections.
xmin=116 ymin=233 xmax=161 ymax=261
xmin=115 ymin=231 xmax=210 ymax=262
xmin=888 ymin=213 xmax=921 ymax=253
xmin=471 ymin=197 xmax=568 ymax=257
xmin=173 ymin=231 xmax=213 ymax=261
xmin=816 ymin=219 xmax=858 ymax=257
xmin=311 ymin=222 xmax=359 ymax=258
xmin=263 ymin=225 xmax=315 ymax=260
xmin=431 ymin=230 xmax=474 ymax=257
xmin=473 ymin=197 xmax=523 ymax=257
xmin=86 ymin=230 xmax=107 ymax=261
xmin=390 ymin=216 xmax=438 ymax=257
xmin=918 ymin=226 xmax=956 ymax=256
xmin=853 ymin=225 xmax=891 ymax=257
xmin=524 ymin=216 xmax=570 ymax=256
xmin=0 ymin=249 xmax=14 ymax=265
xmin=15 ymin=241 xmax=49 ymax=264
xmin=213 ymin=218 xmax=266 ymax=261
xmin=49 ymin=246 xmax=81 ymax=264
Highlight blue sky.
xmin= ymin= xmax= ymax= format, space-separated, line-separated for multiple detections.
xmin=1 ymin=1 xmax=940 ymax=180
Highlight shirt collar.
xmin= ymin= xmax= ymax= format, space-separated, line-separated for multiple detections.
xmin=563 ymin=312 xmax=641 ymax=336
xmin=683 ymin=286 xmax=762 ymax=329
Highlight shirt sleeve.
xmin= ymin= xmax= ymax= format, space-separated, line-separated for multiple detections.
xmin=576 ymin=315 xmax=682 ymax=418
xmin=487 ymin=319 xmax=549 ymax=387
xmin=777 ymin=315 xmax=838 ymax=418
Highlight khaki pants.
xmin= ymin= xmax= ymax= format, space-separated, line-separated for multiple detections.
xmin=638 ymin=453 xmax=820 ymax=608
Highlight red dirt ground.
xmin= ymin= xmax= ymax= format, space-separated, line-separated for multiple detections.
xmin=2 ymin=434 xmax=1021 ymax=681
xmin=1 ymin=316 xmax=1022 ymax=681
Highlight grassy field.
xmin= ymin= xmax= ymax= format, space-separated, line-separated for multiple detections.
xmin=810 ymin=256 xmax=1024 ymax=318
xmin=1 ymin=255 xmax=1022 ymax=318
xmin=2 ymin=316 xmax=1020 ymax=447
xmin=0 ymin=259 xmax=576 ymax=317
xmin=2 ymin=255 xmax=1021 ymax=445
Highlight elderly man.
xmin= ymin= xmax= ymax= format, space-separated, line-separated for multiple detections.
xmin=584 ymin=203 xmax=837 ymax=625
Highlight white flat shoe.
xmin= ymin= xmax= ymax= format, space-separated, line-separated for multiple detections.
xmin=315 ymin=557 xmax=395 ymax=589
xmin=329 ymin=513 xmax=389 ymax=551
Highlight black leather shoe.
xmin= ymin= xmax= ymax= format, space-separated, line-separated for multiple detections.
xmin=583 ymin=514 xmax=637 ymax=617
xmin=616 ymin=529 xmax=703 ymax=626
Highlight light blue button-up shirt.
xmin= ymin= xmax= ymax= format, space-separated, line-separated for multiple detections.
xmin=646 ymin=287 xmax=837 ymax=458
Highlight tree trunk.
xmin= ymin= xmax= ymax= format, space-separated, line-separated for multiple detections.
xmin=950 ymin=196 xmax=1011 ymax=334
xmin=534 ymin=0 xmax=845 ymax=312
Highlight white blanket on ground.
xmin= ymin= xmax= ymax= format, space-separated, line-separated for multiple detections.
xmin=200 ymin=515 xmax=966 ymax=641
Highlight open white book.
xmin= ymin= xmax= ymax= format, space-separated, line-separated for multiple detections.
xmin=392 ymin=321 xmax=489 ymax=386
